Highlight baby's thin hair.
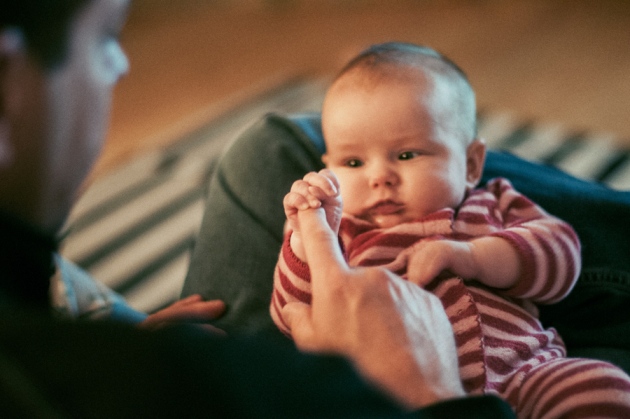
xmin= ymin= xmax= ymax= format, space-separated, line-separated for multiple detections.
xmin=334 ymin=42 xmax=477 ymax=140
xmin=336 ymin=42 xmax=471 ymax=85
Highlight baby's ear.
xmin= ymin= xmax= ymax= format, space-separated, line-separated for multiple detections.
xmin=321 ymin=153 xmax=329 ymax=166
xmin=465 ymin=138 xmax=486 ymax=189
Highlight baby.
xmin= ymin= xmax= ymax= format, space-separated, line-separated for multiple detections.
xmin=271 ymin=42 xmax=630 ymax=418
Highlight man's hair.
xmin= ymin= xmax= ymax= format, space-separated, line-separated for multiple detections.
xmin=334 ymin=42 xmax=477 ymax=140
xmin=1 ymin=0 xmax=90 ymax=69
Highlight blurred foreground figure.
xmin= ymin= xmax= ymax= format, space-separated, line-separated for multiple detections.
xmin=0 ymin=0 xmax=515 ymax=416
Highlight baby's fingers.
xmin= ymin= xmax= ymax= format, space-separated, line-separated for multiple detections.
xmin=289 ymin=178 xmax=323 ymax=206
xmin=284 ymin=190 xmax=319 ymax=212
xmin=307 ymin=185 xmax=336 ymax=205
xmin=406 ymin=254 xmax=439 ymax=288
xmin=303 ymin=171 xmax=339 ymax=198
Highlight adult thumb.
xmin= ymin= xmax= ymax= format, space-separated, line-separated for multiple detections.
xmin=282 ymin=302 xmax=317 ymax=352
xmin=297 ymin=208 xmax=348 ymax=279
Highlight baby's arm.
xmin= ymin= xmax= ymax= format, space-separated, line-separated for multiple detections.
xmin=406 ymin=237 xmax=520 ymax=290
xmin=482 ymin=178 xmax=581 ymax=303
xmin=283 ymin=169 xmax=342 ymax=261
xmin=407 ymin=178 xmax=581 ymax=304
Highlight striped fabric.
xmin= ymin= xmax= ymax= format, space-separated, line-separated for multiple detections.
xmin=270 ymin=176 xmax=630 ymax=417
xmin=59 ymin=78 xmax=630 ymax=314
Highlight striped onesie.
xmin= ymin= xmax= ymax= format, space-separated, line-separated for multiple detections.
xmin=271 ymin=177 xmax=630 ymax=418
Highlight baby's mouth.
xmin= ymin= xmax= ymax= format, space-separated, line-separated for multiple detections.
xmin=367 ymin=200 xmax=405 ymax=216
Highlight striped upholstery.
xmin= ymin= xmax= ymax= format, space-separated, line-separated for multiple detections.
xmin=59 ymin=78 xmax=630 ymax=314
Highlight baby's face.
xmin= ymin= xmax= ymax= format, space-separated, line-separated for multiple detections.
xmin=322 ymin=76 xmax=478 ymax=229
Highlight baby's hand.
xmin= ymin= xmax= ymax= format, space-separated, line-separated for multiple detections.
xmin=405 ymin=237 xmax=520 ymax=290
xmin=405 ymin=239 xmax=476 ymax=288
xmin=284 ymin=169 xmax=342 ymax=235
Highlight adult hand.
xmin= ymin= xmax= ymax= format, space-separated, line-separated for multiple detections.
xmin=281 ymin=207 xmax=465 ymax=410
xmin=139 ymin=294 xmax=226 ymax=335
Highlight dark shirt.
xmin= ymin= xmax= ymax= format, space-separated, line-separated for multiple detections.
xmin=0 ymin=211 xmax=514 ymax=417
xmin=0 ymin=210 xmax=56 ymax=309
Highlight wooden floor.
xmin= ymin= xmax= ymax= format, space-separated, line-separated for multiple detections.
xmin=95 ymin=0 xmax=630 ymax=180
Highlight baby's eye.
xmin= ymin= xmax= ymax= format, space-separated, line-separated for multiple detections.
xmin=345 ymin=159 xmax=363 ymax=168
xmin=398 ymin=151 xmax=419 ymax=160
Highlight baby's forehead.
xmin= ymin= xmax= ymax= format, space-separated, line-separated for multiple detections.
xmin=336 ymin=62 xmax=430 ymax=88
xmin=332 ymin=64 xmax=463 ymax=110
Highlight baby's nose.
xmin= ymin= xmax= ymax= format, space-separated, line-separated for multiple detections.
xmin=368 ymin=167 xmax=399 ymax=188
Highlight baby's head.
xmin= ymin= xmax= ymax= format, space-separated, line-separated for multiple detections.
xmin=321 ymin=42 xmax=486 ymax=228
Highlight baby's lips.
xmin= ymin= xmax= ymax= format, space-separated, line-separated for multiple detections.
xmin=369 ymin=201 xmax=404 ymax=216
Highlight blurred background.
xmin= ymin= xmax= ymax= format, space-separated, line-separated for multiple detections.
xmin=96 ymin=0 xmax=630 ymax=180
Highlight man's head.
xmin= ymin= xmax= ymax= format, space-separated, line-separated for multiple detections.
xmin=321 ymin=42 xmax=485 ymax=228
xmin=0 ymin=0 xmax=130 ymax=234
xmin=2 ymin=0 xmax=91 ymax=70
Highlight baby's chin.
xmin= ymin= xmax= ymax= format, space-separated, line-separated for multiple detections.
xmin=369 ymin=213 xmax=410 ymax=229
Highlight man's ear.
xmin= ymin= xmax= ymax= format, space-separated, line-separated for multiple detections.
xmin=465 ymin=138 xmax=486 ymax=189
xmin=0 ymin=28 xmax=27 ymax=114
xmin=0 ymin=29 xmax=27 ymax=169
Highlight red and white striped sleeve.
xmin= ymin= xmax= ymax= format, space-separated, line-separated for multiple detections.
xmin=270 ymin=232 xmax=313 ymax=336
xmin=484 ymin=178 xmax=581 ymax=304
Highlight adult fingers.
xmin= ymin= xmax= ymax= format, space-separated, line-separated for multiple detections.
xmin=197 ymin=324 xmax=228 ymax=336
xmin=171 ymin=293 xmax=204 ymax=306
xmin=297 ymin=208 xmax=349 ymax=284
xmin=139 ymin=299 xmax=226 ymax=329
xmin=281 ymin=302 xmax=317 ymax=352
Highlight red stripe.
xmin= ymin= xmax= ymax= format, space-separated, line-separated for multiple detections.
xmin=519 ymin=360 xmax=615 ymax=414
xmin=552 ymin=223 xmax=580 ymax=300
xmin=461 ymin=196 xmax=497 ymax=207
xmin=271 ymin=292 xmax=291 ymax=333
xmin=485 ymin=355 xmax=516 ymax=375
xmin=501 ymin=362 xmax=538 ymax=401
xmin=278 ymin=269 xmax=311 ymax=304
xmin=275 ymin=289 xmax=287 ymax=308
xmin=483 ymin=335 xmax=538 ymax=362
xmin=457 ymin=211 xmax=502 ymax=228
xmin=348 ymin=232 xmax=420 ymax=258
xmin=462 ymin=373 xmax=486 ymax=394
xmin=538 ymin=365 xmax=630 ymax=417
xmin=449 ymin=302 xmax=479 ymax=324
xmin=480 ymin=314 xmax=550 ymax=348
xmin=454 ymin=326 xmax=483 ymax=349
xmin=437 ymin=280 xmax=470 ymax=306
xmin=458 ymin=349 xmax=485 ymax=367
xmin=526 ymin=229 xmax=558 ymax=302
xmin=557 ymin=402 xmax=630 ymax=419
xmin=282 ymin=234 xmax=311 ymax=282
xmin=488 ymin=230 xmax=538 ymax=299
xmin=472 ymin=289 xmax=542 ymax=330
xmin=501 ymin=356 xmax=553 ymax=404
